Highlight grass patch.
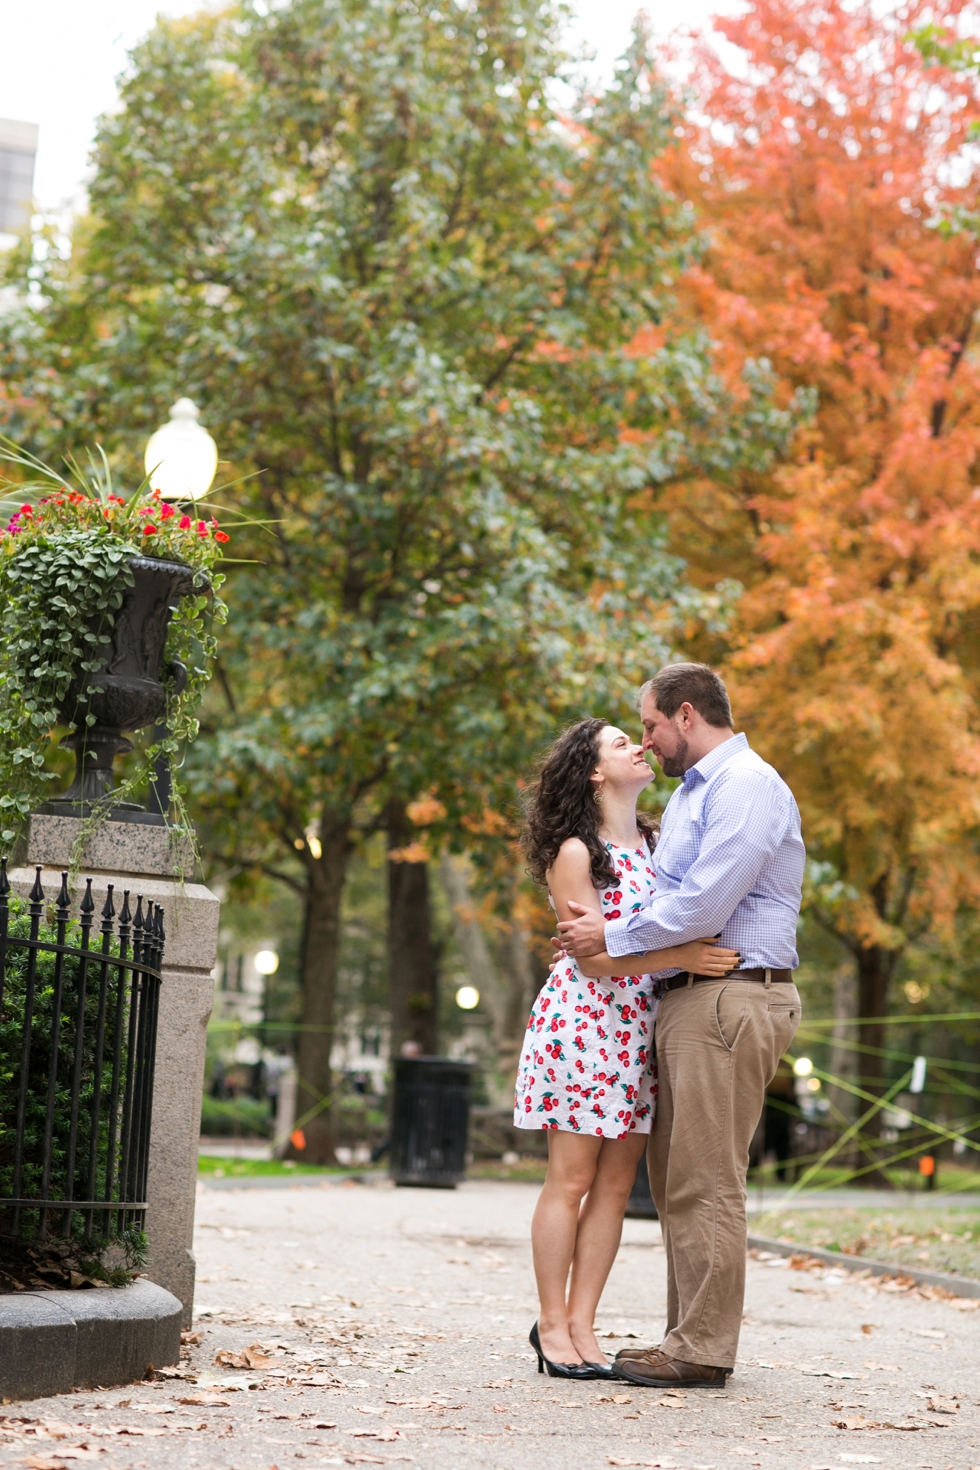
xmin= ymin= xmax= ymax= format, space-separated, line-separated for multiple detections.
xmin=753 ymin=1206 xmax=980 ymax=1280
xmin=197 ymin=1155 xmax=382 ymax=1179
xmin=468 ymin=1158 xmax=548 ymax=1183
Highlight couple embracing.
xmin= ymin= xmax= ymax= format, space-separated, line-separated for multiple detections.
xmin=513 ymin=663 xmax=805 ymax=1388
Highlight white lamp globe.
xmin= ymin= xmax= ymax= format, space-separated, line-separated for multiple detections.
xmin=455 ymin=985 xmax=480 ymax=1011
xmin=254 ymin=949 xmax=280 ymax=976
xmin=144 ymin=398 xmax=218 ymax=501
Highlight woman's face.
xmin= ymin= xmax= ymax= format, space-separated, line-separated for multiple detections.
xmin=591 ymin=725 xmax=654 ymax=795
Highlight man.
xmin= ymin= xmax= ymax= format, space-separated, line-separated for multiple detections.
xmin=557 ymin=663 xmax=804 ymax=1387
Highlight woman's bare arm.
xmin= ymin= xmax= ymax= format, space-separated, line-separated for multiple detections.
xmin=546 ymin=839 xmax=603 ymax=928
xmin=576 ymin=937 xmax=740 ymax=978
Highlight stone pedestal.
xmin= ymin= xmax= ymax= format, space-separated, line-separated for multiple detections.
xmin=11 ymin=813 xmax=219 ymax=1327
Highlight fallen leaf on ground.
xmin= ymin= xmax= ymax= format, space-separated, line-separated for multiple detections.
xmin=863 ymin=1362 xmax=900 ymax=1371
xmin=802 ymin=1370 xmax=868 ymax=1380
xmin=927 ymin=1396 xmax=959 ymax=1414
xmin=177 ymin=1395 xmax=230 ymax=1407
xmin=485 ymin=1380 xmax=512 ymax=1389
xmin=180 ymin=1330 xmax=204 ymax=1345
xmin=832 ymin=1417 xmax=880 ymax=1430
xmin=101 ymin=1426 xmax=166 ymax=1438
xmin=837 ymin=1456 xmax=881 ymax=1465
xmin=384 ymin=1399 xmax=456 ymax=1410
xmin=214 ymin=1345 xmax=274 ymax=1369
xmin=131 ymin=1405 xmax=175 ymax=1415
xmin=597 ymin=1394 xmax=632 ymax=1404
xmin=21 ymin=1458 xmax=66 ymax=1469
xmin=606 ymin=1459 xmax=677 ymax=1468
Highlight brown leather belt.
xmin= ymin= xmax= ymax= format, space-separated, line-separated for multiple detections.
xmin=664 ymin=967 xmax=793 ymax=991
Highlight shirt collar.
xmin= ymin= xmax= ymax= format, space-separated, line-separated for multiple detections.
xmin=682 ymin=731 xmax=749 ymax=789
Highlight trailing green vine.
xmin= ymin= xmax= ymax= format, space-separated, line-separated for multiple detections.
xmin=0 ymin=440 xmax=229 ymax=855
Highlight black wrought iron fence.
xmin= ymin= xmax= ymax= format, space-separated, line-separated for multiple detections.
xmin=0 ymin=861 xmax=164 ymax=1256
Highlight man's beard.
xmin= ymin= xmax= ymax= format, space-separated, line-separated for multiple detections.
xmin=657 ymin=738 xmax=689 ymax=778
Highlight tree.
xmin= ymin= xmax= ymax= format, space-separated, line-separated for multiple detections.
xmin=656 ymin=0 xmax=980 ymax=1109
xmin=0 ymin=0 xmax=791 ymax=1159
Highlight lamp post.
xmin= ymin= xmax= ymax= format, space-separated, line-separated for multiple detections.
xmin=145 ymin=398 xmax=219 ymax=816
xmin=144 ymin=398 xmax=218 ymax=501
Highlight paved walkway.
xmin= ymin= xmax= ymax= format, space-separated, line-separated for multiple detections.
xmin=4 ymin=1178 xmax=979 ymax=1470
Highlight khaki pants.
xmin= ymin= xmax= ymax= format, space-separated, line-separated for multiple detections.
xmin=647 ymin=978 xmax=801 ymax=1369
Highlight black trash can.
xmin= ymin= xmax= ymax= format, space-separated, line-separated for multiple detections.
xmin=389 ymin=1056 xmax=472 ymax=1188
xmin=625 ymin=1150 xmax=658 ymax=1219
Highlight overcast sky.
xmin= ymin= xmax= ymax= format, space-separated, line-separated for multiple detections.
xmin=3 ymin=0 xmax=731 ymax=216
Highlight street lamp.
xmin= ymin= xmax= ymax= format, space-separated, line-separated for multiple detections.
xmin=255 ymin=950 xmax=280 ymax=976
xmin=455 ymin=985 xmax=479 ymax=1011
xmin=144 ymin=397 xmax=218 ymax=501
xmin=145 ymin=397 xmax=219 ymax=819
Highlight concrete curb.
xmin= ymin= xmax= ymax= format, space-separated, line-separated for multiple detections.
xmin=747 ymin=1232 xmax=980 ymax=1299
xmin=0 ymin=1279 xmax=182 ymax=1401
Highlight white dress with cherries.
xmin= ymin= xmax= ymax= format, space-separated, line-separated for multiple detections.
xmin=513 ymin=838 xmax=661 ymax=1140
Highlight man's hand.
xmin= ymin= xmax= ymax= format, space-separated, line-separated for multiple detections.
xmin=556 ymin=901 xmax=607 ymax=958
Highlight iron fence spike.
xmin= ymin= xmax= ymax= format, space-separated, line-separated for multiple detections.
xmin=29 ymin=866 xmax=44 ymax=904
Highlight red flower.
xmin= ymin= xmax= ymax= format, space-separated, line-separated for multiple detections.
xmin=143 ymin=523 xmax=157 ymax=535
xmin=179 ymin=514 xmax=192 ymax=530
xmin=214 ymin=530 xmax=230 ymax=542
xmin=196 ymin=520 xmax=208 ymax=537
xmin=159 ymin=503 xmax=175 ymax=521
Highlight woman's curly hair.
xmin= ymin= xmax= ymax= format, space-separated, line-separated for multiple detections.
xmin=522 ymin=717 xmax=657 ymax=889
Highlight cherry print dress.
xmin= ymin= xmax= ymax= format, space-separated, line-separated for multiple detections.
xmin=513 ymin=838 xmax=661 ymax=1140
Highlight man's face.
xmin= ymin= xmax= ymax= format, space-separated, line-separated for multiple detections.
xmin=640 ymin=693 xmax=691 ymax=778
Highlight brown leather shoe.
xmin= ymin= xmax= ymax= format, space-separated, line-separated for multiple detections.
xmin=611 ymin=1354 xmax=729 ymax=1388
xmin=614 ymin=1344 xmax=669 ymax=1364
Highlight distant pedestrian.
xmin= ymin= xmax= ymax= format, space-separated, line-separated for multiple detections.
xmin=516 ymin=717 xmax=738 ymax=1379
xmin=558 ymin=664 xmax=804 ymax=1388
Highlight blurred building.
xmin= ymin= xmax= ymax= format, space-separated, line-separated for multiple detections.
xmin=0 ymin=119 xmax=38 ymax=233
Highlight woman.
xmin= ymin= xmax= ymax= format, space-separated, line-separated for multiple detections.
xmin=514 ymin=718 xmax=738 ymax=1379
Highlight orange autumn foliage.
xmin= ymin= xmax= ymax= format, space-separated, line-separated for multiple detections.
xmin=660 ymin=0 xmax=980 ymax=1059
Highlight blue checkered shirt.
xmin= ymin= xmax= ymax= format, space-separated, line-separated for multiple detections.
xmin=604 ymin=732 xmax=804 ymax=972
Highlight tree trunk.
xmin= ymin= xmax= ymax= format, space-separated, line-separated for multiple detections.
xmin=827 ymin=960 xmax=857 ymax=1128
xmin=856 ymin=942 xmax=892 ymax=1103
xmin=288 ymin=809 xmax=352 ymax=1165
xmin=854 ymin=941 xmax=900 ymax=1183
xmin=387 ymin=803 xmax=438 ymax=1057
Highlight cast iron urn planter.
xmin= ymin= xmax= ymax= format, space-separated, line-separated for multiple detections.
xmin=39 ymin=556 xmax=204 ymax=826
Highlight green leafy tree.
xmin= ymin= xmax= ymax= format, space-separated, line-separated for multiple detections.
xmin=0 ymin=0 xmax=792 ymax=1159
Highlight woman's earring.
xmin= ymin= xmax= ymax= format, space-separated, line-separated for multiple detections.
xmin=593 ymin=786 xmax=602 ymax=804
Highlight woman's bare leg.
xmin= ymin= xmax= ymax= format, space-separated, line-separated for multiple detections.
xmin=567 ymin=1132 xmax=648 ymax=1363
xmin=531 ymin=1131 xmax=602 ymax=1363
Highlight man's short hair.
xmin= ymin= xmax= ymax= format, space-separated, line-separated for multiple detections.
xmin=638 ymin=663 xmax=733 ymax=728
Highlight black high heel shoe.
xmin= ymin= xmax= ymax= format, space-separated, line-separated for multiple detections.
xmin=582 ymin=1359 xmax=615 ymax=1378
xmin=529 ymin=1322 xmax=596 ymax=1379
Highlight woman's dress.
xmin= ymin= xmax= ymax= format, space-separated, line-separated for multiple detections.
xmin=513 ymin=838 xmax=661 ymax=1140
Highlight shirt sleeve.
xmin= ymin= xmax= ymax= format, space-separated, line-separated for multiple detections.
xmin=605 ymin=768 xmax=791 ymax=958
